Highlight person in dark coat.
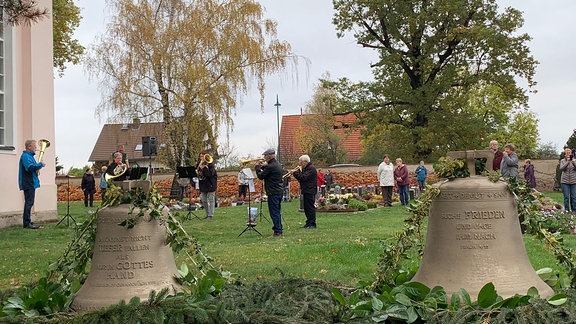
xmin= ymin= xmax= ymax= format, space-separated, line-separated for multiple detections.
xmin=255 ymin=148 xmax=284 ymax=236
xmin=292 ymin=155 xmax=318 ymax=228
xmin=324 ymin=169 xmax=334 ymax=188
xmin=523 ymin=159 xmax=536 ymax=189
xmin=196 ymin=150 xmax=218 ymax=220
xmin=81 ymin=168 xmax=96 ymax=207
xmin=106 ymin=152 xmax=128 ymax=181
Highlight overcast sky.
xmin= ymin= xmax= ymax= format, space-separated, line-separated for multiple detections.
xmin=54 ymin=0 xmax=576 ymax=169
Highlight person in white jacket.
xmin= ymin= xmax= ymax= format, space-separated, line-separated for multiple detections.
xmin=377 ymin=155 xmax=395 ymax=207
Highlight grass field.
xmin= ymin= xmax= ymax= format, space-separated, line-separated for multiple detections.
xmin=1 ymin=191 xmax=575 ymax=291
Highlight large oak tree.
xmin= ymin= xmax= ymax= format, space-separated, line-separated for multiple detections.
xmin=331 ymin=0 xmax=538 ymax=162
xmin=86 ymin=0 xmax=291 ymax=168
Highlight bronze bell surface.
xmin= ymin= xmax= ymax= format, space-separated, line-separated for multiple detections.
xmin=411 ymin=176 xmax=553 ymax=299
xmin=72 ymin=204 xmax=181 ymax=311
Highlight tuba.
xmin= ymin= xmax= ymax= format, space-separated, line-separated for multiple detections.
xmin=197 ymin=154 xmax=213 ymax=180
xmin=198 ymin=154 xmax=213 ymax=169
xmin=105 ymin=164 xmax=128 ymax=182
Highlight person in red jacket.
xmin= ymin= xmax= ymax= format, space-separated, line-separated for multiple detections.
xmin=490 ymin=140 xmax=503 ymax=171
xmin=316 ymin=168 xmax=325 ymax=201
xmin=394 ymin=158 xmax=410 ymax=205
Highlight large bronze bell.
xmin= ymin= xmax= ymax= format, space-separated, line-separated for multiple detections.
xmin=411 ymin=176 xmax=554 ymax=299
xmin=72 ymin=204 xmax=181 ymax=311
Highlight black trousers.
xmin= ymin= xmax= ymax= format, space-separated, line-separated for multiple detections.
xmin=84 ymin=190 xmax=94 ymax=207
xmin=302 ymin=193 xmax=316 ymax=227
xmin=238 ymin=185 xmax=249 ymax=199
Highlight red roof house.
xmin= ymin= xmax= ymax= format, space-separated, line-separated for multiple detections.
xmin=279 ymin=113 xmax=363 ymax=163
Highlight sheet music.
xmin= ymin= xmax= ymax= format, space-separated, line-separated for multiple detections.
xmin=241 ymin=168 xmax=256 ymax=192
xmin=241 ymin=167 xmax=254 ymax=179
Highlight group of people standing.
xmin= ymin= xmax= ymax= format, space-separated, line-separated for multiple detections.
xmin=490 ymin=140 xmax=537 ymax=189
xmin=129 ymin=140 xmax=576 ymax=220
xmin=491 ymin=140 xmax=576 ymax=213
xmin=377 ymin=156 xmax=426 ymax=207
xmin=375 ymin=140 xmax=538 ymax=207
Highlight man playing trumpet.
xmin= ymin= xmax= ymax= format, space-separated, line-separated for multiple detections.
xmin=291 ymin=155 xmax=318 ymax=229
xmin=255 ymin=148 xmax=284 ymax=237
xmin=18 ymin=139 xmax=46 ymax=229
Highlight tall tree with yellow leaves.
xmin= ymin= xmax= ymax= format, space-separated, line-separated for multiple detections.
xmin=86 ymin=0 xmax=292 ymax=168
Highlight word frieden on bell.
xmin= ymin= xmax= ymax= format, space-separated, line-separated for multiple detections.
xmin=411 ymin=176 xmax=553 ymax=299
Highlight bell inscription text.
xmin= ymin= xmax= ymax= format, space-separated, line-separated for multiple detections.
xmin=72 ymin=204 xmax=181 ymax=311
xmin=411 ymin=177 xmax=553 ymax=299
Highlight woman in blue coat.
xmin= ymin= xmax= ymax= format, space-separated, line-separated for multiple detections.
xmin=415 ymin=161 xmax=427 ymax=191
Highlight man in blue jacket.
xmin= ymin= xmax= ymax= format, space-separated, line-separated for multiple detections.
xmin=18 ymin=139 xmax=45 ymax=229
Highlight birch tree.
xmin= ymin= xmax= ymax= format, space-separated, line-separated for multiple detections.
xmin=87 ymin=0 xmax=291 ymax=168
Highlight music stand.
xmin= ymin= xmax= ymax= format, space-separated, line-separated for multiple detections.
xmin=177 ymin=167 xmax=201 ymax=220
xmin=129 ymin=167 xmax=148 ymax=180
xmin=57 ymin=175 xmax=76 ymax=227
xmin=257 ymin=180 xmax=270 ymax=223
xmin=239 ymin=170 xmax=262 ymax=237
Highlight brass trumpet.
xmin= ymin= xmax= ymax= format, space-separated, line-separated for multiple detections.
xmin=37 ymin=139 xmax=50 ymax=163
xmin=240 ymin=158 xmax=265 ymax=164
xmin=37 ymin=139 xmax=50 ymax=175
xmin=282 ymin=166 xmax=302 ymax=179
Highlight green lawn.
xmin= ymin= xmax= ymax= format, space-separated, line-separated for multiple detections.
xmin=1 ymin=192 xmax=575 ymax=291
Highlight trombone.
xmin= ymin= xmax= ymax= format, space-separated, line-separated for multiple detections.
xmin=282 ymin=166 xmax=302 ymax=179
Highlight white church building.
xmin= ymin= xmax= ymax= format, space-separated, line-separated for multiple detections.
xmin=0 ymin=0 xmax=58 ymax=228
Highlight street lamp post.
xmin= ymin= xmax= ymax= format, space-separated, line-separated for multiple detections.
xmin=274 ymin=95 xmax=281 ymax=164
